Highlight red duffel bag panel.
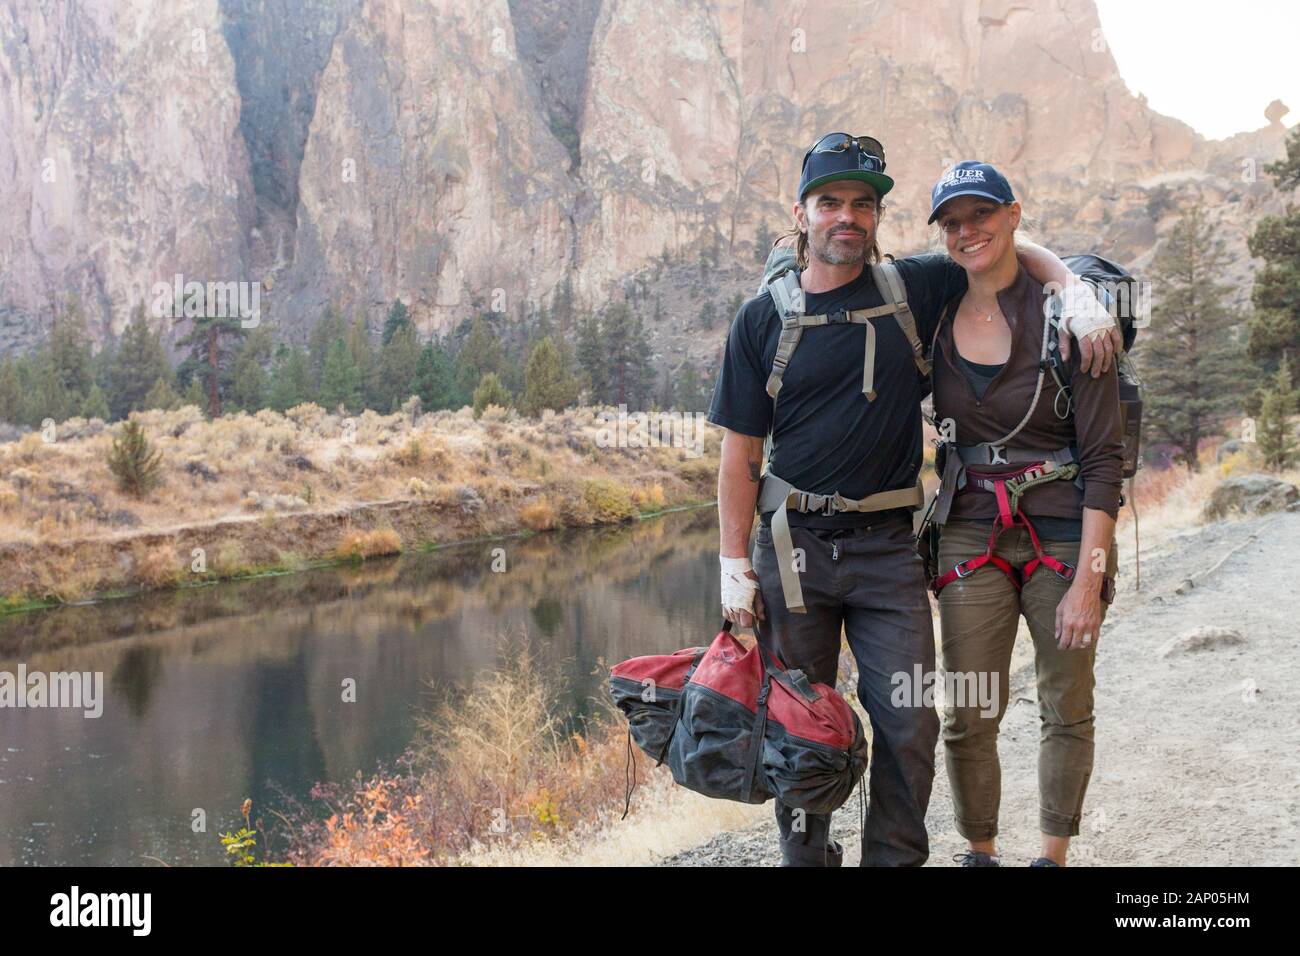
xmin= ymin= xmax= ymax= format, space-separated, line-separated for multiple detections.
xmin=610 ymin=621 xmax=867 ymax=815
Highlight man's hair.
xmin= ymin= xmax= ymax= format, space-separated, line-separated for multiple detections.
xmin=775 ymin=196 xmax=886 ymax=268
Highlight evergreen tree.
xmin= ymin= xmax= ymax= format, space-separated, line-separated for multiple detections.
xmin=183 ymin=377 xmax=207 ymax=412
xmin=80 ymin=383 xmax=110 ymax=420
xmin=308 ymin=305 xmax=348 ymax=387
xmin=268 ymin=344 xmax=313 ymax=412
xmin=382 ymin=298 xmax=412 ymax=345
xmin=1140 ymin=204 xmax=1251 ymax=471
xmin=319 ymin=337 xmax=361 ymax=412
xmin=107 ymin=418 xmax=163 ymax=497
xmin=698 ymin=300 xmax=717 ymax=329
xmin=472 ymin=371 xmax=511 ymax=418
xmin=50 ymin=296 xmax=95 ymax=400
xmin=142 ymin=375 xmax=183 ymax=412
xmin=175 ymin=286 xmax=245 ymax=419
xmin=1256 ymin=353 xmax=1298 ymax=471
xmin=346 ymin=315 xmax=379 ymax=410
xmin=575 ymin=312 xmax=607 ymax=400
xmin=521 ymin=336 xmax=580 ymax=416
xmin=378 ymin=323 xmax=422 ymax=412
xmin=0 ymin=358 xmax=21 ymax=424
xmin=602 ymin=302 xmax=653 ymax=407
xmin=415 ymin=341 xmax=458 ymax=411
xmin=229 ymin=327 xmax=273 ymax=412
xmin=109 ymin=306 xmax=173 ymax=419
xmin=754 ymin=221 xmax=775 ymax=263
xmin=457 ymin=315 xmax=503 ymax=399
xmin=1247 ymin=126 xmax=1300 ymax=381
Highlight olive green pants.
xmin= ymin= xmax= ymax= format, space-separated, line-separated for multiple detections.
xmin=936 ymin=519 xmax=1117 ymax=840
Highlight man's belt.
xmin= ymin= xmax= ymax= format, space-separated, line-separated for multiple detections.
xmin=756 ymin=471 xmax=924 ymax=614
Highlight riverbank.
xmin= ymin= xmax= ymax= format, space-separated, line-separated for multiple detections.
xmin=0 ymin=402 xmax=719 ymax=612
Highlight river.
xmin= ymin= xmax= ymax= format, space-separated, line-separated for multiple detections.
xmin=0 ymin=506 xmax=721 ymax=865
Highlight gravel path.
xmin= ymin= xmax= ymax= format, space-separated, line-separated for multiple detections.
xmin=665 ymin=511 xmax=1300 ymax=866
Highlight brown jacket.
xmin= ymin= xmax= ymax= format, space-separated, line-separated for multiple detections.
xmin=932 ymin=266 xmax=1124 ymax=521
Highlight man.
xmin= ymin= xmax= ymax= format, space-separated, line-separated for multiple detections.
xmin=707 ymin=133 xmax=1117 ymax=866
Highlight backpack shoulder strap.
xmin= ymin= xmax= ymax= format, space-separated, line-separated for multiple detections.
xmin=763 ymin=269 xmax=806 ymax=400
xmin=872 ymin=261 xmax=931 ymax=377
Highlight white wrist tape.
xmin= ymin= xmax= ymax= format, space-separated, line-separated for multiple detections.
xmin=720 ymin=555 xmax=758 ymax=612
xmin=1057 ymin=283 xmax=1114 ymax=340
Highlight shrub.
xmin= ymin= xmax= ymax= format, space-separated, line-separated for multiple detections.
xmin=582 ymin=479 xmax=637 ymax=522
xmin=337 ymin=528 xmax=402 ymax=560
xmin=107 ymin=419 xmax=164 ymax=497
xmin=519 ymin=498 xmax=557 ymax=531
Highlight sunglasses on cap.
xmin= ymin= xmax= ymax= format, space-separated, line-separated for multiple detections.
xmin=802 ymin=133 xmax=886 ymax=173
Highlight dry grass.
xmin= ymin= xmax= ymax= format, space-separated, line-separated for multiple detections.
xmin=1111 ymin=435 xmax=1300 ymax=581
xmin=336 ymin=528 xmax=403 ymax=560
xmin=0 ymin=402 xmax=721 ymax=603
xmin=286 ymin=638 xmax=677 ymax=866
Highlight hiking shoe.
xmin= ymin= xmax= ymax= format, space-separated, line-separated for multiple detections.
xmin=1029 ymin=857 xmax=1061 ymax=867
xmin=953 ymin=850 xmax=1000 ymax=867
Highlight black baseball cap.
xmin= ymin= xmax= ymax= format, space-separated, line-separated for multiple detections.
xmin=798 ymin=133 xmax=894 ymax=202
xmin=927 ymin=161 xmax=1016 ymax=223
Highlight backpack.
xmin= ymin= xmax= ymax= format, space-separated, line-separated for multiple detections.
xmin=609 ymin=620 xmax=868 ymax=815
xmin=1056 ymin=254 xmax=1145 ymax=479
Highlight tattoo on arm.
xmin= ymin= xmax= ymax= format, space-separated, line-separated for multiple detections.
xmin=747 ymin=459 xmax=762 ymax=483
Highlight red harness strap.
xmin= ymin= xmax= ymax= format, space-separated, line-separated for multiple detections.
xmin=931 ymin=464 xmax=1076 ymax=595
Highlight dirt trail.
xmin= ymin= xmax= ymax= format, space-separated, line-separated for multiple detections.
xmin=665 ymin=510 xmax=1300 ymax=866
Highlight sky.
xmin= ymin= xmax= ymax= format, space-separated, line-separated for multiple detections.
xmin=1094 ymin=0 xmax=1300 ymax=140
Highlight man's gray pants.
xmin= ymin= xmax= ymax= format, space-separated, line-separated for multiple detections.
xmin=752 ymin=513 xmax=939 ymax=866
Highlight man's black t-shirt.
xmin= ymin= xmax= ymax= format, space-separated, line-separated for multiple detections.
xmin=708 ymin=254 xmax=967 ymax=528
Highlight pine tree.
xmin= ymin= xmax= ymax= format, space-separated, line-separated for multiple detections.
xmin=575 ymin=312 xmax=607 ymax=400
xmin=472 ymin=371 xmax=511 ymax=418
xmin=142 ymin=375 xmax=183 ymax=412
xmin=754 ymin=221 xmax=775 ymax=263
xmin=346 ymin=316 xmax=379 ymax=410
xmin=1140 ymin=204 xmax=1251 ymax=471
xmin=319 ymin=338 xmax=361 ymax=412
xmin=1247 ymin=127 xmax=1300 ymax=382
xmin=107 ymin=418 xmax=164 ymax=497
xmin=182 ymin=377 xmax=207 ymax=412
xmin=229 ymin=327 xmax=273 ymax=413
xmin=309 ymin=306 xmax=348 ymax=387
xmin=522 ymin=336 xmax=580 ymax=416
xmin=176 ymin=290 xmax=245 ymax=419
xmin=0 ymin=358 xmax=21 ymax=425
xmin=457 ymin=315 xmax=503 ymax=399
xmin=382 ymin=298 xmax=412 ymax=346
xmin=50 ymin=296 xmax=95 ymax=400
xmin=602 ymin=303 xmax=653 ymax=407
xmin=80 ymin=383 xmax=110 ymax=420
xmin=1256 ymin=353 xmax=1298 ymax=471
xmin=268 ymin=344 xmax=313 ymax=412
xmin=110 ymin=306 xmax=173 ymax=419
xmin=698 ymin=300 xmax=717 ymax=329
xmin=378 ymin=323 xmax=422 ymax=412
xmin=415 ymin=341 xmax=458 ymax=410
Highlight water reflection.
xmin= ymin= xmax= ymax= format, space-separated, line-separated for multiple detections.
xmin=0 ymin=506 xmax=722 ymax=865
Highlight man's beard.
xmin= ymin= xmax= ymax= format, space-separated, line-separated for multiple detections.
xmin=810 ymin=226 xmax=871 ymax=265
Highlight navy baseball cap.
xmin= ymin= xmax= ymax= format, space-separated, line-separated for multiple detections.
xmin=927 ymin=161 xmax=1016 ymax=224
xmin=798 ymin=133 xmax=894 ymax=202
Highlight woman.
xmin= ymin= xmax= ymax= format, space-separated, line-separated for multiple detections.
xmin=925 ymin=161 xmax=1123 ymax=867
